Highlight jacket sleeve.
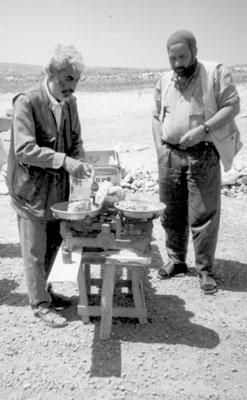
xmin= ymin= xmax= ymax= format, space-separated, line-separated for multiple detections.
xmin=214 ymin=64 xmax=240 ymax=111
xmin=13 ymin=95 xmax=65 ymax=169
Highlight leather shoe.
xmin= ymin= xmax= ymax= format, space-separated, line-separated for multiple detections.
xmin=158 ymin=262 xmax=188 ymax=279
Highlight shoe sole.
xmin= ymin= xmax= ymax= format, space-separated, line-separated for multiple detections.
xmin=36 ymin=314 xmax=68 ymax=328
xmin=201 ymin=287 xmax=217 ymax=295
xmin=43 ymin=321 xmax=68 ymax=328
xmin=200 ymin=276 xmax=217 ymax=295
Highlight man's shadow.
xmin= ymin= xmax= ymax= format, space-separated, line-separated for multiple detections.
xmin=0 ymin=242 xmax=28 ymax=306
xmin=0 ymin=243 xmax=21 ymax=258
xmin=150 ymin=236 xmax=247 ymax=294
xmin=0 ymin=278 xmax=29 ymax=306
xmin=214 ymin=258 xmax=247 ymax=292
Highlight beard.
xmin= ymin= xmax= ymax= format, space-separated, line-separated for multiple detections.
xmin=175 ymin=59 xmax=197 ymax=78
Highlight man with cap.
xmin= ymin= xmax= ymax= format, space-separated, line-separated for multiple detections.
xmin=152 ymin=29 xmax=241 ymax=294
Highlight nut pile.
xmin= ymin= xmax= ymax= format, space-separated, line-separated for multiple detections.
xmin=116 ymin=200 xmax=156 ymax=212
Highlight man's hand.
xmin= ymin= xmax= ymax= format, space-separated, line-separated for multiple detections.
xmin=63 ymin=157 xmax=94 ymax=179
xmin=179 ymin=126 xmax=206 ymax=149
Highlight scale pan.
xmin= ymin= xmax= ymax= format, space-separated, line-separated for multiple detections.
xmin=114 ymin=199 xmax=165 ymax=220
xmin=51 ymin=202 xmax=102 ymax=220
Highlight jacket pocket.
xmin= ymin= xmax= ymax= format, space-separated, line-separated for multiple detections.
xmin=12 ymin=163 xmax=46 ymax=204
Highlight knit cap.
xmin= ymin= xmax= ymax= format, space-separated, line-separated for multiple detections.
xmin=167 ymin=30 xmax=197 ymax=50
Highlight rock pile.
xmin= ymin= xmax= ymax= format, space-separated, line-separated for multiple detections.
xmin=221 ymin=154 xmax=247 ymax=198
xmin=1 ymin=158 xmax=247 ymax=198
xmin=1 ymin=163 xmax=247 ymax=198
xmin=121 ymin=167 xmax=159 ymax=195
xmin=120 ymin=160 xmax=247 ymax=198
xmin=222 ymin=171 xmax=247 ymax=197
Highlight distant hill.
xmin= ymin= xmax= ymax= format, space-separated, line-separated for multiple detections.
xmin=0 ymin=62 xmax=246 ymax=93
xmin=0 ymin=62 xmax=163 ymax=76
xmin=1 ymin=61 xmax=246 ymax=75
xmin=0 ymin=62 xmax=165 ymax=93
xmin=0 ymin=62 xmax=43 ymax=76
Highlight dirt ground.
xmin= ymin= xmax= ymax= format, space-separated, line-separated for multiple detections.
xmin=0 ymin=85 xmax=247 ymax=400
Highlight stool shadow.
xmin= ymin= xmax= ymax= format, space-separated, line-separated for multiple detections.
xmin=64 ymin=241 xmax=220 ymax=378
xmin=88 ymin=241 xmax=220 ymax=378
xmin=89 ymin=290 xmax=220 ymax=377
xmin=90 ymin=322 xmax=122 ymax=377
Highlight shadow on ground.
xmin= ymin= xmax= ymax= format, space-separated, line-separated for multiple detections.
xmin=150 ymin=238 xmax=247 ymax=293
xmin=86 ymin=290 xmax=220 ymax=378
xmin=0 ymin=243 xmax=21 ymax=258
xmin=61 ymin=239 xmax=221 ymax=378
xmin=0 ymin=278 xmax=29 ymax=306
xmin=214 ymin=258 xmax=247 ymax=292
xmin=3 ymin=235 xmax=245 ymax=377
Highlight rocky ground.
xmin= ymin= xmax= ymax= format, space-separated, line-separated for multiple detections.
xmin=0 ymin=85 xmax=247 ymax=400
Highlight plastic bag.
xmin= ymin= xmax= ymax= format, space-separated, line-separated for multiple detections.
xmin=68 ymin=175 xmax=93 ymax=212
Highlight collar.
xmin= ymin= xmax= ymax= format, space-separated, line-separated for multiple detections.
xmin=44 ymin=79 xmax=64 ymax=109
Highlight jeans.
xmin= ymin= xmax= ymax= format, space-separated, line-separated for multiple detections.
xmin=17 ymin=215 xmax=62 ymax=308
xmin=158 ymin=141 xmax=221 ymax=275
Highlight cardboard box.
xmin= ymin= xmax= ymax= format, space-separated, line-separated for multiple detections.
xmin=85 ymin=150 xmax=120 ymax=170
xmin=93 ymin=166 xmax=120 ymax=185
xmin=85 ymin=150 xmax=121 ymax=187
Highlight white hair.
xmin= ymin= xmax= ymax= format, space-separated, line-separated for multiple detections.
xmin=44 ymin=43 xmax=85 ymax=76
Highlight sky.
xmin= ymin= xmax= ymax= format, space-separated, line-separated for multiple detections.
xmin=0 ymin=0 xmax=247 ymax=70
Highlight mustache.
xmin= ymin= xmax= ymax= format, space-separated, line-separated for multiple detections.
xmin=175 ymin=67 xmax=186 ymax=73
xmin=61 ymin=89 xmax=74 ymax=96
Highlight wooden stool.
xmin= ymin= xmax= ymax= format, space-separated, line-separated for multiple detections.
xmin=48 ymin=244 xmax=151 ymax=340
xmin=78 ymin=249 xmax=151 ymax=340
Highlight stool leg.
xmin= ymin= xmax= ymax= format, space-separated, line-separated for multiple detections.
xmin=100 ymin=264 xmax=115 ymax=340
xmin=131 ymin=267 xmax=147 ymax=324
xmin=77 ymin=263 xmax=90 ymax=324
xmin=85 ymin=263 xmax=91 ymax=294
xmin=126 ymin=267 xmax=132 ymax=294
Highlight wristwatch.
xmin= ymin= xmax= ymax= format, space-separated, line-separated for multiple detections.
xmin=203 ymin=123 xmax=210 ymax=134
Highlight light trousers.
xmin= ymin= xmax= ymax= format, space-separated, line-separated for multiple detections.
xmin=17 ymin=215 xmax=62 ymax=308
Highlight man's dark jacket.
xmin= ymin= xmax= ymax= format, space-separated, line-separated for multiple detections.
xmin=7 ymin=83 xmax=84 ymax=218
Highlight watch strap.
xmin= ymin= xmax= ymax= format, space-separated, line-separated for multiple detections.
xmin=203 ymin=123 xmax=210 ymax=134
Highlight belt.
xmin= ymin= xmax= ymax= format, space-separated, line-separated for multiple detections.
xmin=161 ymin=140 xmax=215 ymax=152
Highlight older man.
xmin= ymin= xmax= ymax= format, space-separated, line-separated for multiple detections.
xmin=7 ymin=44 xmax=89 ymax=327
xmin=152 ymin=30 xmax=241 ymax=294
